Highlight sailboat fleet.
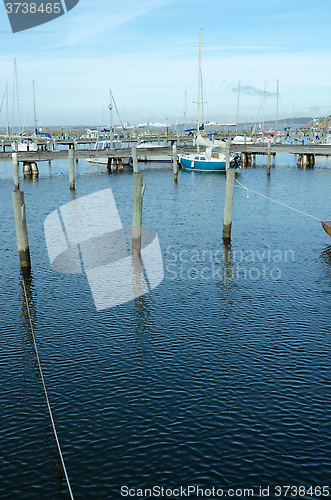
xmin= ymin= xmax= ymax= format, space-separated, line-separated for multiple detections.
xmin=1 ymin=48 xmax=287 ymax=169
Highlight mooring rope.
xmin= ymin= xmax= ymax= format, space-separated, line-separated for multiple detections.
xmin=21 ymin=275 xmax=75 ymax=500
xmin=234 ymin=179 xmax=322 ymax=221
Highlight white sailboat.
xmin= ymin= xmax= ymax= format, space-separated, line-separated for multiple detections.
xmin=87 ymin=90 xmax=129 ymax=165
xmin=178 ymin=29 xmax=238 ymax=172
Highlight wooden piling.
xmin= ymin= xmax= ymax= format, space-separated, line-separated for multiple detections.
xmin=23 ymin=162 xmax=32 ymax=177
xmin=31 ymin=163 xmax=39 ymax=178
xmin=12 ymin=152 xmax=19 ymax=189
xmin=302 ymin=154 xmax=308 ymax=168
xmin=222 ymin=142 xmax=235 ymax=244
xmin=267 ymin=142 xmax=271 ymax=175
xmin=297 ymin=154 xmax=303 ymax=167
xmin=173 ymin=142 xmax=178 ymax=182
xmin=12 ymin=189 xmax=31 ymax=270
xmin=309 ymin=154 xmax=315 ymax=167
xmin=132 ymin=172 xmax=144 ymax=256
xmin=107 ymin=157 xmax=112 ymax=172
xmin=132 ymin=146 xmax=138 ymax=173
xmin=68 ymin=147 xmax=75 ymax=190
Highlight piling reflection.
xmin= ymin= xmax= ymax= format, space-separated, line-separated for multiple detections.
xmin=216 ymin=243 xmax=236 ymax=320
xmin=133 ymin=291 xmax=152 ymax=337
xmin=19 ymin=268 xmax=37 ymax=334
xmin=17 ymin=269 xmax=66 ymax=482
xmin=320 ymin=245 xmax=331 ymax=268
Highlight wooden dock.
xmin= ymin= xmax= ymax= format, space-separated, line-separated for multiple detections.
xmin=2 ymin=142 xmax=331 ymax=166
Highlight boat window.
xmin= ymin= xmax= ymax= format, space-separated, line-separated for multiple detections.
xmin=194 ymin=156 xmax=200 ymax=160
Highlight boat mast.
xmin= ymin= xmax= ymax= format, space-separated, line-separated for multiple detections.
xmin=236 ymin=77 xmax=241 ymax=133
xmin=184 ymin=90 xmax=186 ymax=128
xmin=197 ymin=28 xmax=202 ymax=152
xmin=108 ymin=89 xmax=113 ymax=149
xmin=6 ymin=82 xmax=10 ymax=137
xmin=276 ymin=79 xmax=279 ymax=131
xmin=262 ymin=79 xmax=267 ymax=133
xmin=14 ymin=59 xmax=21 ymax=136
xmin=33 ymin=81 xmax=38 ymax=134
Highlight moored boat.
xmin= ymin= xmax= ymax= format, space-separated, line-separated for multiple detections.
xmin=87 ymin=139 xmax=130 ymax=165
xmin=179 ymin=146 xmax=239 ymax=172
xmin=12 ymin=137 xmax=38 ymax=152
xmin=321 ymin=220 xmax=331 ymax=237
xmin=136 ymin=142 xmax=172 ymax=162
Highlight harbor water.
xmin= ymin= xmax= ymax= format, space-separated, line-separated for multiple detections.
xmin=1 ymin=153 xmax=331 ymax=499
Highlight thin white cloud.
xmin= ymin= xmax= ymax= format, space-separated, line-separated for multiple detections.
xmin=49 ymin=0 xmax=175 ymax=47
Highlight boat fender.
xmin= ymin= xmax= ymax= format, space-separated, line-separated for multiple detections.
xmin=191 ymin=161 xmax=195 ymax=169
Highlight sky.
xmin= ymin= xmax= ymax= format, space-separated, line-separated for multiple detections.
xmin=1 ymin=0 xmax=331 ymax=128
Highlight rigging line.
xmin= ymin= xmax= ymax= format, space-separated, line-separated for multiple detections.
xmin=111 ymin=92 xmax=125 ymax=130
xmin=21 ymin=275 xmax=75 ymax=500
xmin=0 ymin=87 xmax=5 ymax=114
xmin=21 ymin=85 xmax=33 ymax=134
xmin=234 ymin=179 xmax=322 ymax=221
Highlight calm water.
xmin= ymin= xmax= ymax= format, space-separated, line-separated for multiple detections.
xmin=1 ymin=153 xmax=331 ymax=499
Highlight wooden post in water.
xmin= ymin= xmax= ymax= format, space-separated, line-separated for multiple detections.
xmin=12 ymin=189 xmax=31 ymax=270
xmin=302 ymin=154 xmax=308 ymax=168
xmin=267 ymin=142 xmax=271 ymax=175
xmin=68 ymin=146 xmax=75 ymax=190
xmin=132 ymin=172 xmax=145 ymax=256
xmin=222 ymin=139 xmax=235 ymax=244
xmin=297 ymin=154 xmax=303 ymax=167
xmin=12 ymin=152 xmax=19 ymax=190
xmin=309 ymin=154 xmax=315 ymax=167
xmin=31 ymin=163 xmax=39 ymax=178
xmin=107 ymin=157 xmax=112 ymax=173
xmin=173 ymin=142 xmax=178 ymax=182
xmin=132 ymin=146 xmax=138 ymax=173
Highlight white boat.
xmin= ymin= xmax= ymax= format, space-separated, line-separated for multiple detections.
xmin=87 ymin=139 xmax=130 ymax=165
xmin=12 ymin=137 xmax=38 ymax=152
xmin=136 ymin=142 xmax=172 ymax=162
xmin=231 ymin=135 xmax=255 ymax=144
xmin=178 ymin=29 xmax=238 ymax=173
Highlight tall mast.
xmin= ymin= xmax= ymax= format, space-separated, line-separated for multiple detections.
xmin=109 ymin=88 xmax=113 ymax=149
xmin=184 ymin=90 xmax=186 ymax=128
xmin=276 ymin=80 xmax=279 ymax=130
xmin=236 ymin=77 xmax=241 ymax=133
xmin=197 ymin=28 xmax=202 ymax=151
xmin=33 ymin=81 xmax=37 ymax=133
xmin=14 ymin=59 xmax=21 ymax=135
xmin=262 ymin=79 xmax=267 ymax=132
xmin=201 ymin=74 xmax=204 ymax=130
xmin=6 ymin=82 xmax=9 ymax=137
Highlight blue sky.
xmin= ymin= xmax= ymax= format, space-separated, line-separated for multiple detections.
xmin=0 ymin=0 xmax=331 ymax=127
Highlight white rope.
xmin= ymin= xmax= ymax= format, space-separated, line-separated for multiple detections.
xmin=21 ymin=275 xmax=75 ymax=500
xmin=235 ymin=179 xmax=322 ymax=221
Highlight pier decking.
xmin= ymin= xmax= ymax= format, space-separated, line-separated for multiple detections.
xmin=1 ymin=143 xmax=331 ymax=163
